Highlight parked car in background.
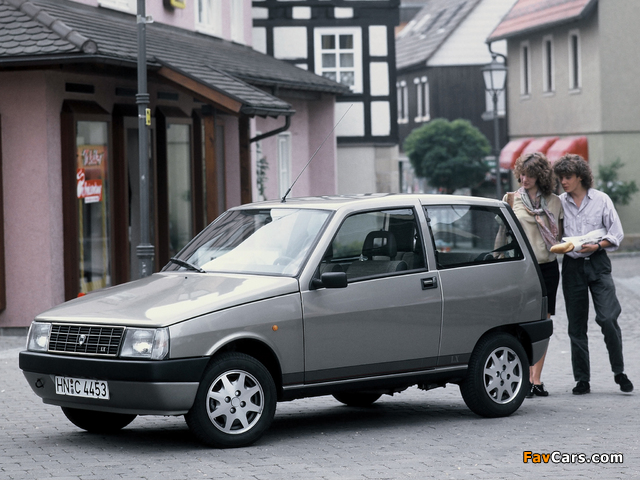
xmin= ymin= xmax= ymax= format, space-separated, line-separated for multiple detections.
xmin=20 ymin=194 xmax=552 ymax=448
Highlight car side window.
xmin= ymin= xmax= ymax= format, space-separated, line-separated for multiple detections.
xmin=320 ymin=208 xmax=426 ymax=281
xmin=425 ymin=205 xmax=523 ymax=269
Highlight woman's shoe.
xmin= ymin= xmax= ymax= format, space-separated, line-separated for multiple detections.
xmin=530 ymin=384 xmax=549 ymax=397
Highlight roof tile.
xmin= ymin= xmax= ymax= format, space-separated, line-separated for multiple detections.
xmin=396 ymin=0 xmax=482 ymax=70
xmin=0 ymin=0 xmax=347 ymax=115
xmin=487 ymin=0 xmax=596 ymax=41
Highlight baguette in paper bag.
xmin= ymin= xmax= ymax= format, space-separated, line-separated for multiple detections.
xmin=550 ymin=228 xmax=608 ymax=254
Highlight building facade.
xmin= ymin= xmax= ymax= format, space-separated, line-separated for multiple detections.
xmin=0 ymin=0 xmax=345 ymax=329
xmin=488 ymin=0 xmax=640 ymax=246
xmin=395 ymin=0 xmax=519 ymax=194
xmin=252 ymin=0 xmax=401 ymax=194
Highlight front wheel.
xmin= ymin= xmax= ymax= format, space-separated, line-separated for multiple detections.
xmin=185 ymin=352 xmax=277 ymax=448
xmin=61 ymin=407 xmax=136 ymax=433
xmin=460 ymin=333 xmax=529 ymax=418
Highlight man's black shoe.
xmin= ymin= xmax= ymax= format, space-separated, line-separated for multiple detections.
xmin=615 ymin=373 xmax=634 ymax=393
xmin=572 ymin=381 xmax=590 ymax=395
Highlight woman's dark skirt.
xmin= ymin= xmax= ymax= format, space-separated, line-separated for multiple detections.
xmin=539 ymin=259 xmax=560 ymax=316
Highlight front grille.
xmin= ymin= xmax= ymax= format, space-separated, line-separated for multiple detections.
xmin=49 ymin=324 xmax=125 ymax=356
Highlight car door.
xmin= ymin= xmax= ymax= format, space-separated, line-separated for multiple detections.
xmin=301 ymin=207 xmax=442 ymax=383
xmin=424 ymin=204 xmax=542 ymax=366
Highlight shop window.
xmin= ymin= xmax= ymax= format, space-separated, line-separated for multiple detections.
xmin=167 ymin=123 xmax=193 ymax=258
xmin=61 ymin=101 xmax=113 ymax=299
xmin=156 ymin=107 xmax=195 ymax=266
xmin=76 ymin=121 xmax=111 ymax=293
xmin=314 ymin=27 xmax=363 ymax=93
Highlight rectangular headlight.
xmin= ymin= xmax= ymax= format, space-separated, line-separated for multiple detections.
xmin=120 ymin=327 xmax=169 ymax=360
xmin=26 ymin=322 xmax=51 ymax=352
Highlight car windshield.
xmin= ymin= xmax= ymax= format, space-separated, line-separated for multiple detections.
xmin=166 ymin=208 xmax=332 ymax=276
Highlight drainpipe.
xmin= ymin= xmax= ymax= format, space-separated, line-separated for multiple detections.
xmin=250 ymin=115 xmax=291 ymax=143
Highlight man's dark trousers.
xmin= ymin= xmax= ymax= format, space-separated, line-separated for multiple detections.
xmin=562 ymin=250 xmax=624 ymax=382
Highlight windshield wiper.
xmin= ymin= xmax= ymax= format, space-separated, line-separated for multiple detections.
xmin=168 ymin=257 xmax=205 ymax=273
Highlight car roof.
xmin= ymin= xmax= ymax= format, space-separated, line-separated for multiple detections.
xmin=235 ymin=194 xmax=505 ymax=212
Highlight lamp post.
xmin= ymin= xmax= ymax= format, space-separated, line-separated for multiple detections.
xmin=136 ymin=0 xmax=154 ymax=277
xmin=482 ymin=54 xmax=507 ymax=200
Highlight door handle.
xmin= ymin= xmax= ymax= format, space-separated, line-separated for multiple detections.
xmin=421 ymin=277 xmax=437 ymax=290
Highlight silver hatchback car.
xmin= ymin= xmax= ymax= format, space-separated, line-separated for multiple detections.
xmin=20 ymin=194 xmax=551 ymax=448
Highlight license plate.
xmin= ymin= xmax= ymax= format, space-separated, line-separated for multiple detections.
xmin=55 ymin=376 xmax=110 ymax=400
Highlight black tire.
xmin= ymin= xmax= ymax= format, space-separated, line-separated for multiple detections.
xmin=185 ymin=352 xmax=277 ymax=448
xmin=333 ymin=392 xmax=382 ymax=407
xmin=460 ymin=333 xmax=529 ymax=418
xmin=61 ymin=407 xmax=136 ymax=433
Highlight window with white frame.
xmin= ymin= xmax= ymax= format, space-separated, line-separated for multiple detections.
xmin=98 ymin=0 xmax=135 ymax=13
xmin=414 ymin=76 xmax=430 ymax=122
xmin=397 ymin=81 xmax=408 ymax=124
xmin=569 ymin=30 xmax=581 ymax=91
xmin=542 ymin=35 xmax=555 ymax=93
xmin=520 ymin=41 xmax=531 ymax=96
xmin=196 ymin=0 xmax=222 ymax=37
xmin=277 ymin=133 xmax=292 ymax=199
xmin=231 ymin=1 xmax=244 ymax=44
xmin=314 ymin=27 xmax=363 ymax=93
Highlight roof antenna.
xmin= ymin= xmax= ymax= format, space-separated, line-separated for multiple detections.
xmin=281 ymin=104 xmax=353 ymax=203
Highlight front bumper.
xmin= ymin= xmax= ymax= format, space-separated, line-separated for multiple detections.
xmin=20 ymin=351 xmax=209 ymax=415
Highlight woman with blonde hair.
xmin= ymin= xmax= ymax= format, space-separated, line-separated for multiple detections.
xmin=506 ymin=152 xmax=563 ymax=397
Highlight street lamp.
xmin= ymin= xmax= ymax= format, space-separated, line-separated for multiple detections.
xmin=482 ymin=54 xmax=507 ymax=200
xmin=136 ymin=0 xmax=154 ymax=278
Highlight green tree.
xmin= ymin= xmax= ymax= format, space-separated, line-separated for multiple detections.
xmin=403 ymin=118 xmax=491 ymax=194
xmin=596 ymin=158 xmax=638 ymax=206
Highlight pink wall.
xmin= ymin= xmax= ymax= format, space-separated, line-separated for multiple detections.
xmin=0 ymin=72 xmax=66 ymax=328
xmin=69 ymin=0 xmax=253 ymax=44
xmin=307 ymin=94 xmax=338 ymax=196
xmin=254 ymin=94 xmax=337 ymax=201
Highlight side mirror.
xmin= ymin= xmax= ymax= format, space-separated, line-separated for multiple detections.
xmin=311 ymin=271 xmax=348 ymax=289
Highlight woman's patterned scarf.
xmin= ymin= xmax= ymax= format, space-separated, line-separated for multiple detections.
xmin=517 ymin=187 xmax=559 ymax=251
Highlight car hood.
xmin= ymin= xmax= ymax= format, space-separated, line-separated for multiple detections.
xmin=36 ymin=273 xmax=300 ymax=327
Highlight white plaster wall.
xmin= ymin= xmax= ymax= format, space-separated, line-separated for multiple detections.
xmin=335 ymin=102 xmax=364 ymax=137
xmin=273 ymin=27 xmax=308 ymax=59
xmin=337 ymin=146 xmax=377 ymax=194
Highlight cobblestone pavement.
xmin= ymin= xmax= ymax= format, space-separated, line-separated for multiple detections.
xmin=2 ymin=255 xmax=639 ymax=480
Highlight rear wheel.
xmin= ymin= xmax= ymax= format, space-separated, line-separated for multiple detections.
xmin=61 ymin=407 xmax=136 ymax=433
xmin=185 ymin=352 xmax=277 ymax=448
xmin=460 ymin=333 xmax=529 ymax=418
xmin=333 ymin=392 xmax=382 ymax=407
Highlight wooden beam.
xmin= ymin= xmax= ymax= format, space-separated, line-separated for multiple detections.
xmin=239 ymin=116 xmax=252 ymax=205
xmin=156 ymin=67 xmax=243 ymax=114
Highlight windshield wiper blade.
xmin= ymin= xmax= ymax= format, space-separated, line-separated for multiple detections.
xmin=169 ymin=257 xmax=205 ymax=273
